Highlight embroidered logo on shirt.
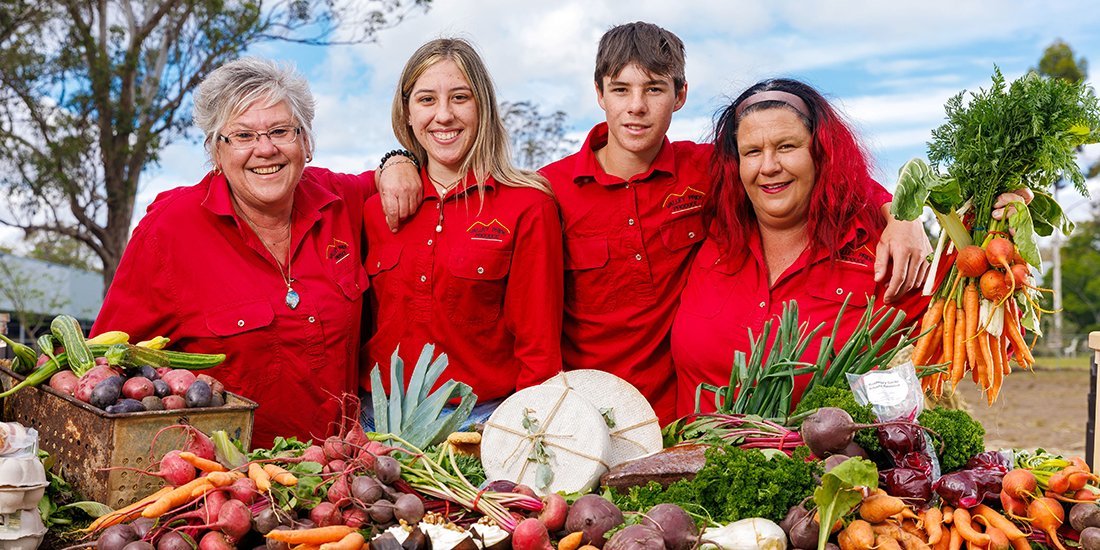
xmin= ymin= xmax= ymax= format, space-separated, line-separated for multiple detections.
xmin=467 ymin=219 xmax=511 ymax=242
xmin=326 ymin=238 xmax=350 ymax=263
xmin=662 ymin=186 xmax=706 ymax=215
xmin=837 ymin=243 xmax=875 ymax=267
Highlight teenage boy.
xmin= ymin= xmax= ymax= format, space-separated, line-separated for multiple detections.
xmin=540 ymin=22 xmax=929 ymax=423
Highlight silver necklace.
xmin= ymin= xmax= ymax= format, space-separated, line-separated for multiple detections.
xmin=236 ymin=203 xmax=300 ymax=310
xmin=428 ymin=173 xmax=463 ymax=232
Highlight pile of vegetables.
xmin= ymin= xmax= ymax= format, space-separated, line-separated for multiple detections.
xmin=892 ymin=67 xmax=1100 ymax=402
xmin=0 ymin=314 xmax=226 ymax=411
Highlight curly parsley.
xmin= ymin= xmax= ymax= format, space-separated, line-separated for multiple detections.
xmin=918 ymin=407 xmax=985 ymax=472
xmin=611 ymin=445 xmax=820 ymax=524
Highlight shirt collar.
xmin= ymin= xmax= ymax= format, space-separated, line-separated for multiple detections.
xmin=201 ymin=167 xmax=340 ymax=227
xmin=421 ymin=169 xmax=497 ymax=202
xmin=571 ymin=122 xmax=675 ymax=187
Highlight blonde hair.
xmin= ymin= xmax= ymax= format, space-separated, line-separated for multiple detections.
xmin=392 ymin=38 xmax=550 ymax=195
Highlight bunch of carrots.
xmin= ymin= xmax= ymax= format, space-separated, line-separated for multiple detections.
xmin=836 ymin=490 xmax=1030 ymax=550
xmin=914 ymin=234 xmax=1039 ymax=404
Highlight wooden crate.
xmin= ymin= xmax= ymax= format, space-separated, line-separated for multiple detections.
xmin=0 ymin=366 xmax=256 ymax=508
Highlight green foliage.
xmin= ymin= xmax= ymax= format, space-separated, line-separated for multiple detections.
xmin=1035 ymin=39 xmax=1088 ymax=83
xmin=927 ymin=67 xmax=1100 ymax=226
xmin=611 ymin=445 xmax=820 ymax=524
xmin=794 ymin=385 xmax=882 ymax=455
xmin=918 ymin=407 xmax=985 ymax=472
xmin=1043 ymin=219 xmax=1100 ymax=334
xmin=813 ymin=458 xmax=878 ymax=550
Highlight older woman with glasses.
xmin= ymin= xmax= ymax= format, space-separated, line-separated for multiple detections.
xmin=93 ymin=57 xmax=416 ymax=448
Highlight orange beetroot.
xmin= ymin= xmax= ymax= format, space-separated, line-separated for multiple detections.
xmin=957 ymin=245 xmax=991 ymax=277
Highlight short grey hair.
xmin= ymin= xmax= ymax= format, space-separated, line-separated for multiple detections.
xmin=193 ymin=57 xmax=315 ymax=162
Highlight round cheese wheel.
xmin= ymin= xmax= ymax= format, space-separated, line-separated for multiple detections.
xmin=543 ymin=370 xmax=663 ymax=468
xmin=481 ymin=385 xmax=610 ymax=496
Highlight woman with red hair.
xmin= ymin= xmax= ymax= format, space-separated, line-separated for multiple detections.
xmin=671 ymin=78 xmax=929 ymax=417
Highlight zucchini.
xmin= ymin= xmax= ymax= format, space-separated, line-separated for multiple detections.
xmin=51 ymin=315 xmax=95 ymax=377
xmin=0 ymin=334 xmax=38 ymax=374
xmin=85 ymin=344 xmax=224 ymax=370
xmin=86 ymin=330 xmax=129 ymax=345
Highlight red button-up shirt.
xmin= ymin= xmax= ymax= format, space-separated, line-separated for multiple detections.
xmin=540 ymin=123 xmax=711 ymax=424
xmin=671 ymin=218 xmax=930 ymax=417
xmin=93 ymin=168 xmax=371 ymax=449
xmin=361 ymin=171 xmax=563 ymax=402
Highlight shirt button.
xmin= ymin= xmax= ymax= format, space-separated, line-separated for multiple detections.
xmin=836 ymin=288 xmax=843 ymax=295
xmin=237 ymin=320 xmax=245 ymax=327
xmin=420 ymin=275 xmax=427 ymax=282
xmin=628 ymin=218 xmax=636 ymax=226
xmin=376 ymin=261 xmax=381 ymax=268
xmin=758 ymin=301 xmax=765 ymax=308
xmin=477 ymin=267 xmax=485 ymax=274
xmin=427 ymin=239 xmax=433 ymax=246
xmin=688 ymin=231 xmax=696 ymax=239
xmin=308 ymin=316 xmax=316 ymax=323
xmin=635 ymin=253 xmax=643 ymax=261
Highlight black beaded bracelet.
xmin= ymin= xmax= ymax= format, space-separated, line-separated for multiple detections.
xmin=379 ymin=149 xmax=419 ymax=170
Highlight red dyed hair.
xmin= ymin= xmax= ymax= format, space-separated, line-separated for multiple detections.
xmin=706 ymin=78 xmax=885 ymax=261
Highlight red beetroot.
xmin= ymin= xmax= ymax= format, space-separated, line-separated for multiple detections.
xmin=156 ymin=450 xmax=197 ymax=487
xmin=300 ymin=445 xmax=326 ymax=465
xmin=327 ymin=476 xmax=351 ymax=506
xmin=198 ymin=531 xmax=232 ymax=550
xmin=226 ymin=477 xmax=257 ymax=504
xmin=513 ymin=518 xmax=554 ymax=550
xmin=538 ymin=493 xmax=568 ymax=532
xmin=309 ymin=502 xmax=343 ymax=527
xmin=323 ymin=435 xmax=350 ymax=462
xmin=343 ymin=506 xmax=369 ymax=528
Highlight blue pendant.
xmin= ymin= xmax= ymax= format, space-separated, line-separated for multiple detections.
xmin=285 ymin=287 xmax=300 ymax=310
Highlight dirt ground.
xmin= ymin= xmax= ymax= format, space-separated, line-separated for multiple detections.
xmin=957 ymin=367 xmax=1092 ymax=458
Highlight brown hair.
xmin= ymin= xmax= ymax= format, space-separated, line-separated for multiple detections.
xmin=594 ymin=22 xmax=686 ymax=91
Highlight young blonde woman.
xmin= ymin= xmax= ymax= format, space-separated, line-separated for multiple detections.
xmin=361 ymin=38 xmax=564 ymax=423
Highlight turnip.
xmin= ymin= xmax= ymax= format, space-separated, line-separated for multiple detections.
xmin=394 ymin=493 xmax=425 ymax=524
xmin=604 ymin=524 xmax=665 ymax=550
xmin=97 ymin=523 xmax=139 ymax=550
xmin=640 ymin=503 xmax=697 ymax=550
xmin=565 ymin=494 xmax=624 ymax=547
xmin=538 ymin=493 xmax=568 ymax=532
xmin=512 ymin=518 xmax=553 ymax=550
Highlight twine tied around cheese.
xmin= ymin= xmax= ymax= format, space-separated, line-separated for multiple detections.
xmin=556 ymin=370 xmax=660 ymax=454
xmin=483 ymin=386 xmax=609 ymax=485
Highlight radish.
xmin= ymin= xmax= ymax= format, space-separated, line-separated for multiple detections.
xmin=957 ymin=245 xmax=991 ymax=277
xmin=512 ymin=518 xmax=553 ymax=550
xmin=226 ymin=477 xmax=257 ymax=504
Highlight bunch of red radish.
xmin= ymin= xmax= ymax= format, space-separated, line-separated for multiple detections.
xmin=913 ymin=235 xmax=1037 ymax=403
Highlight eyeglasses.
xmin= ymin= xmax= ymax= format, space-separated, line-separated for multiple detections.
xmin=217 ymin=126 xmax=301 ymax=150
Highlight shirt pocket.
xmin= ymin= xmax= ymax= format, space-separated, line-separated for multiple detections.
xmin=366 ymin=244 xmax=403 ymax=277
xmin=205 ymin=300 xmax=275 ymax=337
xmin=660 ymin=215 xmax=706 ymax=251
xmin=445 ymin=247 xmax=512 ymax=324
xmin=806 ymin=265 xmax=879 ymax=309
xmin=202 ymin=300 xmax=281 ymax=389
xmin=677 ymin=262 xmax=736 ymax=319
xmin=337 ymin=264 xmax=369 ymax=301
xmin=563 ymin=237 xmax=616 ymax=313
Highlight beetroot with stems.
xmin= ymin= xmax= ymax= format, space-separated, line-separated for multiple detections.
xmin=155 ymin=530 xmax=194 ymax=550
xmin=538 ymin=493 xmax=568 ymax=532
xmin=323 ymin=435 xmax=350 ymax=462
xmin=351 ymin=475 xmax=384 ymax=504
xmin=96 ymin=523 xmax=139 ymax=550
xmin=227 ymin=477 xmax=258 ymax=504
xmin=198 ymin=531 xmax=233 ymax=550
xmin=374 ymin=455 xmax=401 ymax=484
xmin=800 ymin=407 xmax=929 ymax=458
xmin=512 ymin=518 xmax=554 ymax=550
xmin=343 ymin=506 xmax=369 ymax=528
xmin=327 ymin=475 xmax=351 ymax=505
xmin=151 ymin=424 xmax=217 ymax=461
xmin=394 ymin=493 xmax=425 ymax=524
xmin=299 ymin=445 xmax=326 ymax=465
xmin=310 ymin=501 xmax=343 ymax=527
xmin=640 ymin=503 xmax=698 ymax=550
xmin=565 ymin=494 xmax=624 ymax=547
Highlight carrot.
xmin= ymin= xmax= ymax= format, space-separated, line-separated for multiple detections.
xmin=964 ymin=282 xmax=982 ymax=380
xmin=985 ymin=527 xmax=1010 ymax=550
xmin=942 ymin=299 xmax=957 ymax=372
xmin=971 ymin=505 xmax=1026 ymax=541
xmin=943 ymin=506 xmax=954 ymax=524
xmin=948 ymin=526 xmax=963 ymax=550
xmin=860 ymin=494 xmax=910 ymax=523
xmin=292 ymin=545 xmax=321 ymax=550
xmin=1009 ymin=537 xmax=1029 ymax=550
xmin=950 ymin=305 xmax=968 ymax=389
xmin=952 ymin=508 xmax=991 ymax=547
xmin=250 ymin=462 xmax=272 ymax=492
xmin=263 ymin=463 xmax=299 ymax=486
xmin=876 ymin=534 xmax=903 ymax=550
xmin=203 ymin=470 xmax=239 ymax=487
xmin=267 ymin=526 xmax=356 ymax=544
xmin=179 ymin=451 xmax=227 ymax=473
xmin=142 ymin=476 xmax=214 ymax=518
xmin=558 ymin=531 xmax=586 ymax=550
xmin=912 ymin=298 xmax=946 ymax=365
xmin=319 ymin=531 xmax=366 ymax=550
xmin=925 ymin=507 xmax=945 ymax=545
xmin=977 ymin=325 xmax=995 ymax=391
xmin=84 ymin=486 xmax=172 ymax=533
xmin=1003 ymin=301 xmax=1034 ymax=368
xmin=189 ymin=481 xmax=214 ymax=498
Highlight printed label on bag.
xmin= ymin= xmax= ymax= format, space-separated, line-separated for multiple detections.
xmin=860 ymin=370 xmax=908 ymax=406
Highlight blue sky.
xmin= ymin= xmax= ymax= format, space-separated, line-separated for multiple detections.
xmin=136 ymin=0 xmax=1100 ymax=225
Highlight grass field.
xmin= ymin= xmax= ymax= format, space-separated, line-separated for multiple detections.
xmin=1032 ymin=353 xmax=1093 ymax=370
